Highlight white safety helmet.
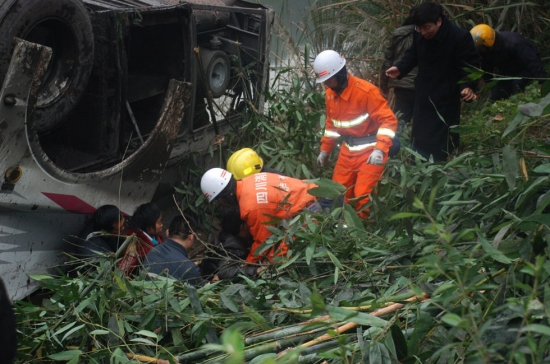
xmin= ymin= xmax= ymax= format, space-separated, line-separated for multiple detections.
xmin=201 ymin=168 xmax=232 ymax=203
xmin=313 ymin=50 xmax=346 ymax=83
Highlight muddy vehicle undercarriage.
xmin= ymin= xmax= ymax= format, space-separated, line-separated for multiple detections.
xmin=0 ymin=0 xmax=274 ymax=299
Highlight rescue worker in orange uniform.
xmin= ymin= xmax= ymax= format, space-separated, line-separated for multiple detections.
xmin=314 ymin=50 xmax=398 ymax=219
xmin=201 ymin=168 xmax=316 ymax=264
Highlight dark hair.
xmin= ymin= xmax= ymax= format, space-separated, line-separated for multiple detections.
xmin=402 ymin=14 xmax=415 ymax=26
xmin=220 ymin=206 xmax=242 ymax=236
xmin=334 ymin=64 xmax=347 ymax=79
xmin=168 ymin=215 xmax=197 ymax=240
xmin=128 ymin=203 xmax=161 ymax=231
xmin=216 ymin=177 xmax=238 ymax=206
xmin=93 ymin=205 xmax=122 ymax=232
xmin=409 ymin=2 xmax=443 ymax=26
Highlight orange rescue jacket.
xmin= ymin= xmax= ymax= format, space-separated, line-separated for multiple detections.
xmin=321 ymin=74 xmax=398 ymax=156
xmin=237 ymin=172 xmax=316 ymax=263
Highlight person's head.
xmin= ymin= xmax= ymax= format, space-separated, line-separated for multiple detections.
xmin=313 ymin=50 xmax=348 ymax=93
xmin=93 ymin=205 xmax=125 ymax=235
xmin=167 ymin=215 xmax=197 ymax=248
xmin=201 ymin=168 xmax=238 ymax=206
xmin=129 ymin=203 xmax=163 ymax=236
xmin=409 ymin=2 xmax=443 ymax=40
xmin=220 ymin=206 xmax=251 ymax=239
xmin=470 ymin=24 xmax=496 ymax=52
xmin=227 ymin=148 xmax=264 ymax=180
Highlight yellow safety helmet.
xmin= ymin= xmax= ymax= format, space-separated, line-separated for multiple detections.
xmin=470 ymin=24 xmax=496 ymax=48
xmin=226 ymin=148 xmax=264 ymax=180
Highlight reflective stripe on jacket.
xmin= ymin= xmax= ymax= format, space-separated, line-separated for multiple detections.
xmin=320 ymin=74 xmax=398 ymax=156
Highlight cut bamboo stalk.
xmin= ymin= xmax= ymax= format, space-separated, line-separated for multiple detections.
xmin=126 ymin=353 xmax=169 ymax=363
xmin=299 ymin=293 xmax=428 ymax=348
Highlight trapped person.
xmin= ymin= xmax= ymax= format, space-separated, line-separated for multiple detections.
xmin=380 ymin=18 xmax=417 ymax=124
xmin=201 ymin=206 xmax=260 ymax=281
xmin=385 ymin=2 xmax=480 ymax=162
xmin=76 ymin=204 xmax=125 ymax=258
xmin=201 ymin=168 xmax=316 ymax=264
xmin=118 ymin=202 xmax=165 ymax=275
xmin=470 ymin=24 xmax=547 ymax=101
xmin=144 ymin=215 xmax=202 ymax=286
xmin=314 ymin=50 xmax=398 ymax=218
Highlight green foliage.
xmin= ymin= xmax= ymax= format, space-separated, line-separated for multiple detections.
xmin=13 ymin=1 xmax=550 ymax=363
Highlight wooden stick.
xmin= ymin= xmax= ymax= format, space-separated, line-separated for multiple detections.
xmin=126 ymin=353 xmax=170 ymax=364
xmin=125 ymin=353 xmax=156 ymax=363
xmin=299 ymin=293 xmax=428 ymax=348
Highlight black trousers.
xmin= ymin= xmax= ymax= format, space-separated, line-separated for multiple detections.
xmin=393 ymin=88 xmax=415 ymax=124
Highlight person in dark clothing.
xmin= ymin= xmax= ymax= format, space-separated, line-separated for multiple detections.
xmin=0 ymin=278 xmax=16 ymax=364
xmin=385 ymin=2 xmax=480 ymax=162
xmin=76 ymin=205 xmax=125 ymax=258
xmin=470 ymin=24 xmax=547 ymax=101
xmin=380 ymin=18 xmax=417 ymax=124
xmin=144 ymin=215 xmax=202 ymax=285
xmin=201 ymin=207 xmax=259 ymax=281
xmin=118 ymin=202 xmax=165 ymax=275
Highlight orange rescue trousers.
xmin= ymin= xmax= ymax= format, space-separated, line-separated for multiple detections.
xmin=332 ymin=149 xmax=386 ymax=219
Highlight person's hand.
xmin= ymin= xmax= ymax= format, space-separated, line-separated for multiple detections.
xmin=385 ymin=66 xmax=401 ymax=79
xmin=461 ymin=87 xmax=477 ymax=102
xmin=317 ymin=151 xmax=329 ymax=167
xmin=366 ymin=149 xmax=384 ymax=165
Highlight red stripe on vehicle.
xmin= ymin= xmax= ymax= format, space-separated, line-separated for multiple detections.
xmin=42 ymin=193 xmax=97 ymax=214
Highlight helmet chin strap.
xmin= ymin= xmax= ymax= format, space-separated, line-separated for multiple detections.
xmin=328 ymin=66 xmax=348 ymax=94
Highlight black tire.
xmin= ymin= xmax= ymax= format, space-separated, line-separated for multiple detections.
xmin=201 ymin=50 xmax=230 ymax=98
xmin=0 ymin=0 xmax=94 ymax=133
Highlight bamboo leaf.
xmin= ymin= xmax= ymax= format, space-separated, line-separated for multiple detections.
xmin=368 ymin=341 xmax=392 ymax=364
xmin=533 ymin=164 xmax=550 ymax=174
xmin=47 ymin=350 xmax=82 ymax=360
xmin=480 ymin=238 xmax=512 ymax=264
xmin=326 ymin=306 xmax=386 ymax=327
xmin=326 ymin=250 xmax=344 ymax=270
xmin=136 ymin=330 xmax=159 ymax=339
xmin=520 ymin=324 xmax=550 ymax=336
xmin=130 ymin=338 xmax=156 ymax=345
xmin=90 ymin=330 xmax=109 ymax=335
xmin=441 ymin=313 xmax=468 ymax=328
xmin=390 ymin=324 xmax=408 ymax=360
xmin=502 ymin=112 xmax=527 ymax=138
xmin=62 ymin=324 xmax=85 ymax=342
xmin=502 ymin=145 xmax=518 ymax=190
xmin=221 ymin=292 xmax=240 ymax=313
xmin=388 ymin=212 xmax=424 ymax=221
xmin=518 ymin=102 xmax=543 ymax=117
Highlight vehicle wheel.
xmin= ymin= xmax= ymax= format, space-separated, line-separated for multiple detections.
xmin=0 ymin=0 xmax=94 ymax=133
xmin=200 ymin=49 xmax=230 ymax=98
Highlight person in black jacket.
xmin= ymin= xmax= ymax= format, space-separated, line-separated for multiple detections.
xmin=144 ymin=215 xmax=202 ymax=286
xmin=201 ymin=207 xmax=260 ymax=281
xmin=76 ymin=205 xmax=125 ymax=258
xmin=380 ymin=17 xmax=417 ymax=124
xmin=385 ymin=2 xmax=480 ymax=162
xmin=470 ymin=24 xmax=547 ymax=101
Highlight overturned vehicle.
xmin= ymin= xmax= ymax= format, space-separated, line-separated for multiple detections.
xmin=0 ymin=0 xmax=274 ymax=299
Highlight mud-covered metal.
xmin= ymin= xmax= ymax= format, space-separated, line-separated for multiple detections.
xmin=0 ymin=0 xmax=274 ymax=299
